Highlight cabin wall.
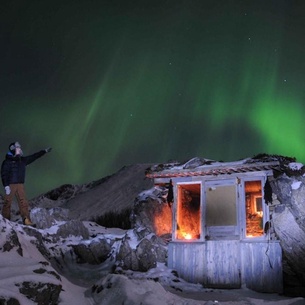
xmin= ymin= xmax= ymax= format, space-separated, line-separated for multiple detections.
xmin=205 ymin=240 xmax=241 ymax=288
xmin=241 ymin=241 xmax=283 ymax=292
xmin=168 ymin=240 xmax=282 ymax=293
xmin=168 ymin=242 xmax=206 ymax=284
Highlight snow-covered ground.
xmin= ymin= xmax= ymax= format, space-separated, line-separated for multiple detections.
xmin=0 ymin=217 xmax=304 ymax=305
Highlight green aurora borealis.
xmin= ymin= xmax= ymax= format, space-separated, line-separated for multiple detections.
xmin=1 ymin=0 xmax=305 ymax=197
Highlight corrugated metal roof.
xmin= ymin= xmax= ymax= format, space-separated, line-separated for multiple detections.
xmin=146 ymin=160 xmax=281 ymax=178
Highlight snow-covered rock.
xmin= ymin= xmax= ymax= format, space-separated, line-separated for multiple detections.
xmin=270 ymin=173 xmax=305 ymax=296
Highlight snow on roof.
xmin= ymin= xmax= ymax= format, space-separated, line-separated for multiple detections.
xmin=145 ymin=155 xmax=286 ymax=179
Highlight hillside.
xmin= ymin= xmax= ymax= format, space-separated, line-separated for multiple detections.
xmin=30 ymin=163 xmax=153 ymax=221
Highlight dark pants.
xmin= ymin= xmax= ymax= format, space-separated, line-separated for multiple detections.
xmin=2 ymin=184 xmax=30 ymax=220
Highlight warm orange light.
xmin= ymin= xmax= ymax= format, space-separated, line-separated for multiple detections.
xmin=153 ymin=204 xmax=172 ymax=236
xmin=180 ymin=231 xmax=193 ymax=240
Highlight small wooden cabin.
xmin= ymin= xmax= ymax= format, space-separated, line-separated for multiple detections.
xmin=146 ymin=157 xmax=283 ymax=293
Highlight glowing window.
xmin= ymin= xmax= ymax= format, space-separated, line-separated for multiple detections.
xmin=245 ymin=181 xmax=264 ymax=237
xmin=176 ymin=184 xmax=201 ymax=240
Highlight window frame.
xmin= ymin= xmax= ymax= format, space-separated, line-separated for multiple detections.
xmin=240 ymin=176 xmax=269 ymax=240
xmin=173 ymin=181 xmax=203 ymax=242
xmin=204 ymin=179 xmax=239 ymax=240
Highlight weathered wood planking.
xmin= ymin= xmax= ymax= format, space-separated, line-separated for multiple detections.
xmin=168 ymin=242 xmax=206 ymax=283
xmin=168 ymin=240 xmax=282 ymax=292
xmin=205 ymin=240 xmax=240 ymax=288
xmin=241 ymin=241 xmax=283 ymax=293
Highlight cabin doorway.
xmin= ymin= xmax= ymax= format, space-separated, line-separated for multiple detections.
xmin=204 ymin=179 xmax=241 ymax=288
xmin=205 ymin=180 xmax=239 ymax=239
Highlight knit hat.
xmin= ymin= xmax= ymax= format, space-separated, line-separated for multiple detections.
xmin=9 ymin=142 xmax=21 ymax=155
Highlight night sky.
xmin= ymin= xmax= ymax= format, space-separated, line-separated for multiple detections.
xmin=1 ymin=0 xmax=305 ymax=198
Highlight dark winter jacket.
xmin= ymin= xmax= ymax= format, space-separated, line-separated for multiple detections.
xmin=1 ymin=150 xmax=46 ymax=187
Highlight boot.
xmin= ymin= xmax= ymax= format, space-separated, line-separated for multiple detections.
xmin=23 ymin=218 xmax=35 ymax=226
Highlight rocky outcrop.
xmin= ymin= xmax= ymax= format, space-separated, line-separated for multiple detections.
xmin=270 ymin=167 xmax=305 ymax=297
xmin=114 ymin=187 xmax=170 ymax=272
xmin=2 ymin=228 xmax=23 ymax=256
xmin=116 ymin=232 xmax=164 ymax=272
xmin=71 ymin=239 xmax=112 ymax=264
xmin=17 ymin=281 xmax=62 ymax=305
xmin=0 ymin=297 xmax=20 ymax=305
xmin=132 ymin=186 xmax=172 ymax=238
xmin=0 ymin=216 xmax=63 ymax=304
xmin=30 ymin=207 xmax=70 ymax=229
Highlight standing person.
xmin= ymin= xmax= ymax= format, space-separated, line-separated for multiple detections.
xmin=1 ymin=141 xmax=52 ymax=225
